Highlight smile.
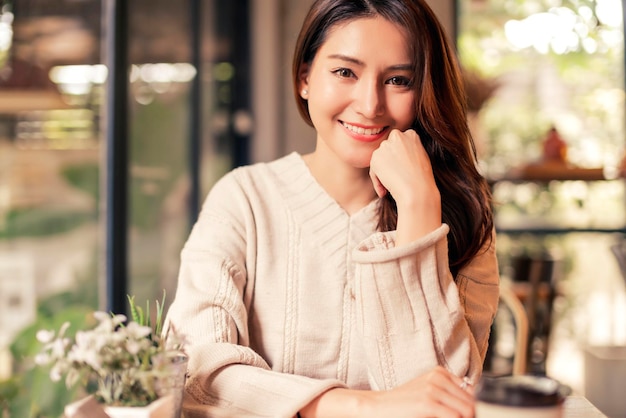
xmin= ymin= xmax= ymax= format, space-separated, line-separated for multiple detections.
xmin=340 ymin=121 xmax=386 ymax=136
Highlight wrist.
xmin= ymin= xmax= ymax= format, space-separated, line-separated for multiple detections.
xmin=300 ymin=388 xmax=369 ymax=418
xmin=395 ymin=200 xmax=441 ymax=245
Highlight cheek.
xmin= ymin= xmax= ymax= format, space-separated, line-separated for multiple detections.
xmin=390 ymin=95 xmax=416 ymax=129
xmin=310 ymin=84 xmax=349 ymax=120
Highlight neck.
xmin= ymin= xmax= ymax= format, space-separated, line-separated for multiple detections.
xmin=302 ymin=151 xmax=377 ymax=215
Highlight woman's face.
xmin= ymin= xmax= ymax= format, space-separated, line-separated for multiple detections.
xmin=300 ymin=16 xmax=416 ymax=169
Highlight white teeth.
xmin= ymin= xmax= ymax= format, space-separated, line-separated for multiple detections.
xmin=342 ymin=122 xmax=384 ymax=135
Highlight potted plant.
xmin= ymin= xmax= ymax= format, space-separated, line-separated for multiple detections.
xmin=35 ymin=293 xmax=187 ymax=418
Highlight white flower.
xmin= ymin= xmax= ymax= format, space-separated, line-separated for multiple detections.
xmin=70 ymin=343 xmax=102 ymax=370
xmin=73 ymin=331 xmax=91 ymax=354
xmin=125 ymin=322 xmax=152 ymax=339
xmin=36 ymin=329 xmax=55 ymax=344
xmin=50 ymin=364 xmax=64 ymax=382
xmin=34 ymin=352 xmax=50 ymax=366
xmin=34 ymin=293 xmax=186 ymax=407
xmin=92 ymin=311 xmax=111 ymax=322
xmin=66 ymin=368 xmax=81 ymax=387
xmin=92 ymin=312 xmax=127 ymax=333
xmin=51 ymin=338 xmax=69 ymax=358
xmin=110 ymin=314 xmax=127 ymax=326
xmin=126 ymin=340 xmax=141 ymax=355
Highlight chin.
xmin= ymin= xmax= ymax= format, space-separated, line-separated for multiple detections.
xmin=343 ymin=150 xmax=375 ymax=169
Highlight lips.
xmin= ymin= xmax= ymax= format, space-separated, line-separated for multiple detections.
xmin=340 ymin=121 xmax=388 ymax=142
xmin=341 ymin=121 xmax=385 ymax=135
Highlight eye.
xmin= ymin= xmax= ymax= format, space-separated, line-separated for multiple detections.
xmin=332 ymin=68 xmax=355 ymax=78
xmin=387 ymin=76 xmax=412 ymax=86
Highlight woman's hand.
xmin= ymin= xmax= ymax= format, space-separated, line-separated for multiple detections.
xmin=369 ymin=129 xmax=441 ymax=244
xmin=300 ymin=366 xmax=475 ymax=418
xmin=363 ymin=366 xmax=475 ymax=418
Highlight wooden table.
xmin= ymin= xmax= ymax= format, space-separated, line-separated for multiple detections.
xmin=563 ymin=395 xmax=608 ymax=417
xmin=181 ymin=395 xmax=608 ymax=417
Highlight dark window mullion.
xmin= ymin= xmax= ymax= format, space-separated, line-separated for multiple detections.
xmin=102 ymin=0 xmax=129 ymax=315
xmin=189 ymin=0 xmax=202 ymax=225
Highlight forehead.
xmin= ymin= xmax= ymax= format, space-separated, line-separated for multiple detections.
xmin=319 ymin=16 xmax=412 ymax=63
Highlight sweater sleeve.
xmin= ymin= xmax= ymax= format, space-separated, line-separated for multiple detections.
xmin=351 ymin=224 xmax=499 ymax=389
xmin=164 ymin=172 xmax=344 ymax=418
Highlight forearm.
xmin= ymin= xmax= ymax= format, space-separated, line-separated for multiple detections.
xmin=394 ymin=192 xmax=441 ymax=246
xmin=300 ymin=368 xmax=476 ymax=418
xmin=299 ymin=388 xmax=367 ymax=418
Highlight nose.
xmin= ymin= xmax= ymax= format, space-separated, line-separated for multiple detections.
xmin=355 ymin=78 xmax=385 ymax=119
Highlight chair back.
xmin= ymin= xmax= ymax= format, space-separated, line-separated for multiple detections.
xmin=498 ymin=284 xmax=529 ymax=375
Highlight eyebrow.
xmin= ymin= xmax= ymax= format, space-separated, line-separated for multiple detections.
xmin=327 ymin=53 xmax=413 ymax=71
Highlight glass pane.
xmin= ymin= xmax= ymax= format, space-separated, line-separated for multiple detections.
xmin=0 ymin=0 xmax=102 ymax=416
xmin=199 ymin=0 xmax=252 ymax=198
xmin=458 ymin=0 xmax=626 ymax=389
xmin=458 ymin=0 xmax=625 ymax=177
xmin=126 ymin=0 xmax=248 ymax=307
xmin=127 ymin=0 xmax=194 ymax=306
xmin=0 ymin=0 xmax=250 ymax=414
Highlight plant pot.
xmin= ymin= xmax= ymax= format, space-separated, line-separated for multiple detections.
xmin=63 ymin=352 xmax=188 ymax=418
xmin=64 ymin=395 xmax=175 ymax=418
xmin=105 ymin=396 xmax=175 ymax=418
xmin=584 ymin=345 xmax=626 ymax=417
xmin=63 ymin=355 xmax=188 ymax=418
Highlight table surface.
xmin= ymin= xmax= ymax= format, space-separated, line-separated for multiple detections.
xmin=181 ymin=395 xmax=607 ymax=418
xmin=563 ymin=395 xmax=608 ymax=418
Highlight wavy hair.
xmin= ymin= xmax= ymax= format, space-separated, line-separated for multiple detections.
xmin=292 ymin=0 xmax=493 ymax=276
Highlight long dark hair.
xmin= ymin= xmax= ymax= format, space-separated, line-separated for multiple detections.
xmin=292 ymin=0 xmax=493 ymax=277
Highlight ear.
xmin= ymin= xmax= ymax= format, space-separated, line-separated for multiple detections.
xmin=298 ymin=63 xmax=310 ymax=99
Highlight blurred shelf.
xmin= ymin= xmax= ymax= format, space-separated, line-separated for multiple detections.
xmin=488 ymin=162 xmax=615 ymax=184
xmin=490 ymin=162 xmax=626 ymax=236
xmin=0 ymin=90 xmax=70 ymax=114
xmin=495 ymin=216 xmax=626 ymax=235
xmin=496 ymin=225 xmax=626 ymax=235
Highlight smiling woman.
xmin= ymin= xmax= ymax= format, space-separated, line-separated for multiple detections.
xmin=164 ymin=1 xmax=499 ymax=417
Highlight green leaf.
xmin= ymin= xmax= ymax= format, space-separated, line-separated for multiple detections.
xmin=155 ymin=290 xmax=166 ymax=336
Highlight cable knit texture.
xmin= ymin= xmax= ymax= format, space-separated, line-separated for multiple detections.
xmin=165 ymin=152 xmax=500 ymax=418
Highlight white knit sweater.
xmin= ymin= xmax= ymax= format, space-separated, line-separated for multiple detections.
xmin=165 ymin=152 xmax=500 ymax=418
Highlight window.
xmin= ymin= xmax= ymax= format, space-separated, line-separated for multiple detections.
xmin=458 ymin=0 xmax=626 ymax=387
xmin=0 ymin=1 xmax=250 ymax=415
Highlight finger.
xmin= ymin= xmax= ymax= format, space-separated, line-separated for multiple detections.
xmin=440 ymin=396 xmax=475 ymax=418
xmin=422 ymin=401 xmax=468 ymax=418
xmin=459 ymin=377 xmax=475 ymax=395
xmin=369 ymin=169 xmax=387 ymax=198
xmin=433 ymin=370 xmax=474 ymax=402
xmin=426 ymin=385 xmax=475 ymax=418
xmin=446 ymin=377 xmax=475 ymax=404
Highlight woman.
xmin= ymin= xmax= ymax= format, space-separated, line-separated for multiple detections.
xmin=165 ymin=0 xmax=499 ymax=417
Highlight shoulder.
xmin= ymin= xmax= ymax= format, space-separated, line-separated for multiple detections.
xmin=202 ymin=153 xmax=306 ymax=217
xmin=211 ymin=152 xmax=302 ymax=195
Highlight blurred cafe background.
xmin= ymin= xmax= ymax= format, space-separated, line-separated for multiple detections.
xmin=0 ymin=0 xmax=625 ymax=416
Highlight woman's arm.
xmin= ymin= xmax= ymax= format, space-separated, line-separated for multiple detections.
xmin=300 ymin=366 xmax=474 ymax=418
xmin=352 ymin=225 xmax=499 ymax=383
xmin=367 ymin=128 xmax=499 ymax=382
xmin=307 ymin=226 xmax=496 ymax=418
xmin=369 ymin=129 xmax=441 ymax=245
xmin=299 ymin=226 xmax=497 ymax=418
